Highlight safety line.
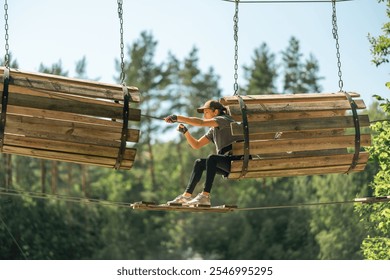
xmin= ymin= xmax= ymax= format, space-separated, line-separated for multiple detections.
xmin=0 ymin=214 xmax=28 ymax=259
xmin=0 ymin=188 xmax=130 ymax=209
xmin=0 ymin=187 xmax=388 ymax=212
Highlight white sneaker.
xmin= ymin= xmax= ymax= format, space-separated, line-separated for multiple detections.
xmin=187 ymin=193 xmax=211 ymax=206
xmin=167 ymin=194 xmax=192 ymax=205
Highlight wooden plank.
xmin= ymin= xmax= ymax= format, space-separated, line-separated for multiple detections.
xmin=4 ymin=134 xmax=136 ymax=160
xmin=6 ymin=114 xmax=140 ymax=145
xmin=7 ymin=85 xmax=141 ymax=121
xmin=227 ymin=99 xmax=366 ymax=115
xmin=6 ymin=105 xmax=123 ymax=127
xmin=230 ymin=152 xmax=370 ymax=172
xmin=220 ymin=92 xmax=360 ymax=105
xmin=228 ymin=164 xmax=367 ymax=179
xmin=246 ymin=129 xmax=346 ymax=141
xmin=228 ymin=109 xmax=347 ymax=122
xmin=231 ymin=115 xmax=370 ymax=136
xmin=232 ymin=134 xmax=371 ymax=155
xmin=0 ymin=67 xmax=140 ymax=102
xmin=2 ymin=145 xmax=134 ymax=169
xmin=130 ymin=202 xmax=237 ymax=213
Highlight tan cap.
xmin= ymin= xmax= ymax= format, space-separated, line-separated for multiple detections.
xmin=197 ymin=100 xmax=225 ymax=113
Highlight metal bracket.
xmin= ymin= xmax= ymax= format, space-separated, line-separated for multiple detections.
xmin=0 ymin=67 xmax=10 ymax=150
xmin=114 ymin=85 xmax=130 ymax=170
xmin=237 ymin=96 xmax=250 ymax=178
xmin=344 ymin=92 xmax=361 ymax=173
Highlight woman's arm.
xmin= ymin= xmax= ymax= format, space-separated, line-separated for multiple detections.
xmin=177 ymin=115 xmax=218 ymax=127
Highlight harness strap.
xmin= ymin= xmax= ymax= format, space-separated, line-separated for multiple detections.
xmin=114 ymin=85 xmax=130 ymax=169
xmin=344 ymin=92 xmax=361 ymax=173
xmin=0 ymin=67 xmax=10 ymax=150
xmin=237 ymin=96 xmax=250 ymax=178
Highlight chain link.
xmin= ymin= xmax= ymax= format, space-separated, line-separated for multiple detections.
xmin=117 ymin=0 xmax=126 ymax=85
xmin=331 ymin=0 xmax=343 ymax=92
xmin=4 ymin=0 xmax=9 ymax=67
xmin=233 ymin=0 xmax=240 ymax=95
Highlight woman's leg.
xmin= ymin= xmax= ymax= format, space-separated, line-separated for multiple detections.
xmin=184 ymin=158 xmax=206 ymax=194
xmin=203 ymin=154 xmax=231 ymax=193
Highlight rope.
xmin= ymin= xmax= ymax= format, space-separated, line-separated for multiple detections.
xmin=0 ymin=187 xmax=388 ymax=212
xmin=0 ymin=214 xmax=28 ymax=259
xmin=0 ymin=187 xmax=130 ymax=209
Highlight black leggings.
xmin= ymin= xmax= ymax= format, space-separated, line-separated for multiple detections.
xmin=185 ymin=154 xmax=232 ymax=194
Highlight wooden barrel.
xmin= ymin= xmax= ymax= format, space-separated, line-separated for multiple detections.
xmin=0 ymin=67 xmax=140 ymax=170
xmin=220 ymin=92 xmax=371 ymax=179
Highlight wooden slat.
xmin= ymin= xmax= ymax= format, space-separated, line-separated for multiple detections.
xmin=228 ymin=164 xmax=366 ymax=179
xmin=4 ymin=134 xmax=136 ymax=160
xmin=0 ymin=67 xmax=140 ymax=102
xmin=230 ymin=152 xmax=370 ymax=172
xmin=231 ymin=115 xmax=370 ymax=136
xmin=229 ymin=109 xmax=347 ymax=122
xmin=220 ymin=92 xmax=360 ymax=105
xmin=2 ymin=145 xmax=134 ymax=169
xmin=227 ymin=99 xmax=366 ymax=115
xmin=5 ymin=114 xmax=140 ymax=145
xmin=6 ymin=105 xmax=123 ymax=127
xmin=232 ymin=134 xmax=371 ymax=155
xmin=247 ymin=129 xmax=346 ymax=141
xmin=7 ymin=85 xmax=141 ymax=121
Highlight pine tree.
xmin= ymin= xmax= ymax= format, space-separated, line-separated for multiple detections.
xmin=281 ymin=37 xmax=322 ymax=93
xmin=243 ymin=43 xmax=278 ymax=95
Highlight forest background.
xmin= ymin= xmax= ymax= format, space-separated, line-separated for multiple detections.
xmin=0 ymin=0 xmax=389 ymax=260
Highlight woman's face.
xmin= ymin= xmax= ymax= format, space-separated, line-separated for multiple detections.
xmin=203 ymin=108 xmax=217 ymax=119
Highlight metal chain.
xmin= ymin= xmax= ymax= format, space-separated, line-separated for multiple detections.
xmin=4 ymin=0 xmax=9 ymax=67
xmin=331 ymin=0 xmax=343 ymax=92
xmin=233 ymin=0 xmax=240 ymax=95
xmin=117 ymin=0 xmax=126 ymax=85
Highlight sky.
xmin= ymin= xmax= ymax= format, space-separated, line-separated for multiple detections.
xmin=1 ymin=0 xmax=389 ymax=107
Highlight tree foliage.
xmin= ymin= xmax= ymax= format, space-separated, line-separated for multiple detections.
xmin=354 ymin=0 xmax=390 ymax=260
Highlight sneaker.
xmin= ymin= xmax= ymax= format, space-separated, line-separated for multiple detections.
xmin=187 ymin=193 xmax=211 ymax=206
xmin=167 ymin=194 xmax=192 ymax=205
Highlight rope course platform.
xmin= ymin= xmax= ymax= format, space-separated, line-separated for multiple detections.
xmin=130 ymin=201 xmax=238 ymax=213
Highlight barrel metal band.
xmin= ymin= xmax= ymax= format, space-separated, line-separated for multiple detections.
xmin=344 ymin=92 xmax=361 ymax=173
xmin=237 ymin=96 xmax=250 ymax=178
xmin=115 ymin=85 xmax=130 ymax=170
xmin=0 ymin=67 xmax=10 ymax=150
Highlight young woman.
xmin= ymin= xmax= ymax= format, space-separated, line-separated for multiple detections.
xmin=164 ymin=99 xmax=243 ymax=206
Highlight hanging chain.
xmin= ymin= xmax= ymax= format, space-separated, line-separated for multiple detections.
xmin=117 ymin=0 xmax=126 ymax=85
xmin=3 ymin=0 xmax=9 ymax=67
xmin=331 ymin=0 xmax=343 ymax=92
xmin=233 ymin=0 xmax=240 ymax=95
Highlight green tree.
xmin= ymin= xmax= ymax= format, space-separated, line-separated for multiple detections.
xmin=281 ymin=37 xmax=323 ymax=93
xmin=120 ymin=31 xmax=170 ymax=191
xmin=368 ymin=0 xmax=390 ymax=67
xmin=243 ymin=43 xmax=278 ymax=95
xmin=355 ymin=0 xmax=390 ymax=260
xmin=357 ymin=96 xmax=390 ymax=259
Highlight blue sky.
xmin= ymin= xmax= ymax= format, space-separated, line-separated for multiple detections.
xmin=2 ymin=0 xmax=389 ymax=106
